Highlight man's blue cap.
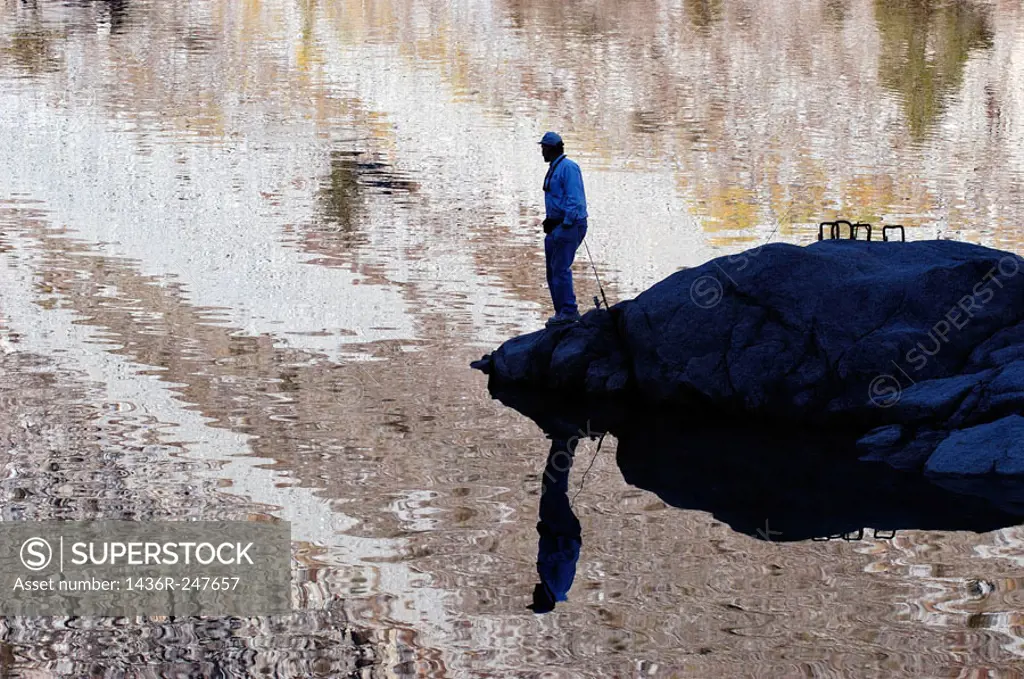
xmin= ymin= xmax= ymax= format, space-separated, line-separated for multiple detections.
xmin=538 ymin=131 xmax=563 ymax=146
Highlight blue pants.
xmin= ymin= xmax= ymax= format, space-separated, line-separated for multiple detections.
xmin=544 ymin=219 xmax=588 ymax=316
xmin=536 ymin=438 xmax=582 ymax=608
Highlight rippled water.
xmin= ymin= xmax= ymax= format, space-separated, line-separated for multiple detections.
xmin=1 ymin=0 xmax=1023 ymax=676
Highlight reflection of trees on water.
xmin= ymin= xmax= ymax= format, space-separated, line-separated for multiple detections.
xmin=318 ymin=150 xmax=364 ymax=238
xmin=875 ymin=0 xmax=994 ymax=140
xmin=1 ymin=0 xmax=62 ymax=78
xmin=1 ymin=1 xmax=126 ymax=77
xmin=0 ymin=217 xmax=439 ymax=675
xmin=306 ymin=150 xmax=419 ymax=258
xmin=5 ymin=0 xmax=1021 ymax=246
xmin=91 ymin=0 xmax=130 ymax=33
xmin=2 ymin=29 xmax=59 ymax=74
xmin=822 ymin=0 xmax=851 ymax=25
xmin=685 ymin=0 xmax=723 ymax=31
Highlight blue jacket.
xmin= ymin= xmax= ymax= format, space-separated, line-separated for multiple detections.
xmin=535 ymin=439 xmax=582 ymax=611
xmin=544 ymin=154 xmax=588 ymax=227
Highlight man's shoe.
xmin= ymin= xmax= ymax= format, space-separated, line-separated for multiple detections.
xmin=528 ymin=582 xmax=557 ymax=614
xmin=545 ymin=311 xmax=580 ymax=328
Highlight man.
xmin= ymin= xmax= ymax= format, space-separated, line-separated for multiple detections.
xmin=539 ymin=131 xmax=589 ymax=327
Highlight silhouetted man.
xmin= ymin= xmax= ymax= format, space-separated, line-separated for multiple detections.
xmin=539 ymin=131 xmax=589 ymax=327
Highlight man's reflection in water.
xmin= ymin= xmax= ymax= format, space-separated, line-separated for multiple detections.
xmin=530 ymin=437 xmax=583 ymax=613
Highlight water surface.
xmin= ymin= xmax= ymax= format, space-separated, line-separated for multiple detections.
xmin=2 ymin=0 xmax=1024 ymax=676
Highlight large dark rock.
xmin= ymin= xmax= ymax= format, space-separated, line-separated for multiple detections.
xmin=472 ymin=239 xmax=1024 ymax=476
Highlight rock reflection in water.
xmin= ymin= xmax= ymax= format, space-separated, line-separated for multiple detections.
xmin=503 ymin=388 xmax=1024 ymax=607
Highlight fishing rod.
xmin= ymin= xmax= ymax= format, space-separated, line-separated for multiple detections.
xmin=582 ymin=236 xmax=609 ymax=311
xmin=570 ymin=229 xmax=611 ymax=505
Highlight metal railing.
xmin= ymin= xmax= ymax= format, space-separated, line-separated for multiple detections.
xmin=817 ymin=220 xmax=905 ymax=242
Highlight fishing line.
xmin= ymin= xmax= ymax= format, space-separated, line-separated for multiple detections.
xmin=570 ymin=432 xmax=606 ymax=508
